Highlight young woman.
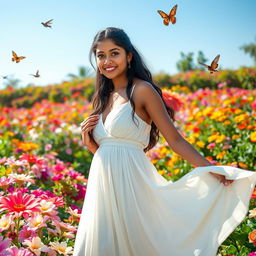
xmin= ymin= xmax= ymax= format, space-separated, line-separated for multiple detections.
xmin=74 ymin=27 xmax=256 ymax=256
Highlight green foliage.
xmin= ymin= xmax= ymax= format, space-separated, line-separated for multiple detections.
xmin=240 ymin=37 xmax=256 ymax=65
xmin=152 ymin=67 xmax=256 ymax=91
xmin=176 ymin=52 xmax=195 ymax=72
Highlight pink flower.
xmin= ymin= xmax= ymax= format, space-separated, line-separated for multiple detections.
xmin=65 ymin=148 xmax=72 ymax=155
xmin=6 ymin=246 xmax=34 ymax=256
xmin=52 ymin=174 xmax=64 ymax=181
xmin=0 ymin=236 xmax=11 ymax=256
xmin=0 ymin=177 xmax=15 ymax=189
xmin=251 ymin=100 xmax=256 ymax=111
xmin=0 ymin=157 xmax=7 ymax=164
xmin=0 ymin=192 xmax=41 ymax=219
xmin=71 ymin=184 xmax=86 ymax=201
xmin=207 ymin=143 xmax=216 ymax=149
xmin=23 ymin=237 xmax=49 ymax=255
xmin=248 ymin=253 xmax=256 ymax=256
xmin=44 ymin=144 xmax=52 ymax=151
xmin=18 ymin=226 xmax=37 ymax=243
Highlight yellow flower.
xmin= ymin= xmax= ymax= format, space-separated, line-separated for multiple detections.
xmin=234 ymin=113 xmax=248 ymax=123
xmin=217 ymin=115 xmax=227 ymax=122
xmin=208 ymin=134 xmax=219 ymax=143
xmin=192 ymin=133 xmax=200 ymax=138
xmin=160 ymin=147 xmax=169 ymax=155
xmin=250 ymin=131 xmax=256 ymax=143
xmin=7 ymin=131 xmax=15 ymax=137
xmin=210 ymin=111 xmax=223 ymax=120
xmin=173 ymin=169 xmax=180 ymax=175
xmin=158 ymin=170 xmax=165 ymax=176
xmin=216 ymin=135 xmax=226 ymax=143
xmin=202 ymin=107 xmax=214 ymax=116
xmin=186 ymin=137 xmax=196 ymax=144
xmin=216 ymin=151 xmax=226 ymax=159
xmin=196 ymin=141 xmax=205 ymax=148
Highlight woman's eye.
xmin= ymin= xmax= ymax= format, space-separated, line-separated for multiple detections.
xmin=111 ymin=52 xmax=119 ymax=56
xmin=97 ymin=54 xmax=104 ymax=59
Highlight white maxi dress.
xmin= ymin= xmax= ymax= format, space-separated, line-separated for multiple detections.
xmin=73 ymin=84 xmax=256 ymax=256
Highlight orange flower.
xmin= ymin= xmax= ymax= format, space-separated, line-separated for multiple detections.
xmin=249 ymin=230 xmax=256 ymax=244
xmin=238 ymin=162 xmax=248 ymax=169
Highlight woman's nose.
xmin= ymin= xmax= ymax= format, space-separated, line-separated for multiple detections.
xmin=104 ymin=56 xmax=113 ymax=65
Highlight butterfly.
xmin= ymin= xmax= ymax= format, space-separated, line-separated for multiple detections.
xmin=157 ymin=4 xmax=178 ymax=26
xmin=41 ymin=19 xmax=53 ymax=28
xmin=198 ymin=55 xmax=220 ymax=74
xmin=12 ymin=51 xmax=26 ymax=63
xmin=30 ymin=70 xmax=40 ymax=78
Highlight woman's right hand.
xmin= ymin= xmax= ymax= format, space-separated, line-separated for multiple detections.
xmin=80 ymin=114 xmax=100 ymax=153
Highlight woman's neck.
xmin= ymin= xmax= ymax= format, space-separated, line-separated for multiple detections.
xmin=112 ymin=76 xmax=129 ymax=92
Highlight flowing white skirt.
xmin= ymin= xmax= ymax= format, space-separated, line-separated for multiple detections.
xmin=73 ymin=143 xmax=256 ymax=256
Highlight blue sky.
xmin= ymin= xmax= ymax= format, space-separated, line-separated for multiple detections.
xmin=0 ymin=0 xmax=255 ymax=88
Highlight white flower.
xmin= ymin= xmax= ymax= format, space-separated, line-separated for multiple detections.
xmin=55 ymin=128 xmax=62 ymax=134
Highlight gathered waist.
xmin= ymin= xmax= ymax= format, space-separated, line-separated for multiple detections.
xmin=99 ymin=138 xmax=144 ymax=150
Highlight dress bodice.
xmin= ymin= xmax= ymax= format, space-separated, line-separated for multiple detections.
xmin=92 ymin=85 xmax=151 ymax=150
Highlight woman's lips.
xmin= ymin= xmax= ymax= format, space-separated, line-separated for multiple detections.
xmin=104 ymin=67 xmax=116 ymax=72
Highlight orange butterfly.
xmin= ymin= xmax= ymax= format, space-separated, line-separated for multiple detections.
xmin=157 ymin=4 xmax=178 ymax=26
xmin=198 ymin=55 xmax=220 ymax=74
xmin=12 ymin=51 xmax=26 ymax=63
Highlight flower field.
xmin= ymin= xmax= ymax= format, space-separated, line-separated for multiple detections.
xmin=0 ymin=78 xmax=256 ymax=255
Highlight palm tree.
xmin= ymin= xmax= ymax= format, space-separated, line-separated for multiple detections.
xmin=67 ymin=66 xmax=93 ymax=80
xmin=240 ymin=37 xmax=256 ymax=66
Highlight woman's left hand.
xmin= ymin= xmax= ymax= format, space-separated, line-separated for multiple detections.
xmin=209 ymin=172 xmax=234 ymax=186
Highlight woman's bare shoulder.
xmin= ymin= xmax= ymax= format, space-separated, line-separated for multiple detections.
xmin=133 ymin=79 xmax=158 ymax=103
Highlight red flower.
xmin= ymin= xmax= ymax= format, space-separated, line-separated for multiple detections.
xmin=251 ymin=188 xmax=256 ymax=199
xmin=162 ymin=90 xmax=184 ymax=112
xmin=19 ymin=154 xmax=38 ymax=164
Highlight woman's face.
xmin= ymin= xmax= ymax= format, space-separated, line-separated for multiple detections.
xmin=95 ymin=39 xmax=132 ymax=80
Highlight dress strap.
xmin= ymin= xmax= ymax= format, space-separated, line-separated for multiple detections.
xmin=130 ymin=84 xmax=136 ymax=98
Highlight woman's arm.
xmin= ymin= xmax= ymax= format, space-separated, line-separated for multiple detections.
xmin=136 ymin=82 xmax=210 ymax=167
xmin=135 ymin=82 xmax=233 ymax=186
xmin=81 ymin=132 xmax=99 ymax=154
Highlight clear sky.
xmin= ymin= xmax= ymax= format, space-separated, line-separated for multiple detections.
xmin=0 ymin=0 xmax=255 ymax=89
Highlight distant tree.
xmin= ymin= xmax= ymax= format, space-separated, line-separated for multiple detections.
xmin=176 ymin=52 xmax=195 ymax=72
xmin=67 ymin=66 xmax=93 ymax=80
xmin=3 ymin=76 xmax=21 ymax=89
xmin=240 ymin=37 xmax=256 ymax=65
xmin=196 ymin=51 xmax=208 ymax=70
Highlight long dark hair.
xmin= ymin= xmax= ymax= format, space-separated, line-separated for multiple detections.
xmin=89 ymin=27 xmax=175 ymax=152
